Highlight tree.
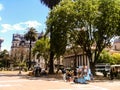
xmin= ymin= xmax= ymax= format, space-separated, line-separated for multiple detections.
xmin=91 ymin=0 xmax=120 ymax=74
xmin=98 ymin=50 xmax=120 ymax=64
xmin=40 ymin=0 xmax=61 ymax=9
xmin=0 ymin=50 xmax=10 ymax=68
xmin=40 ymin=0 xmax=61 ymax=74
xmin=33 ymin=37 xmax=50 ymax=69
xmin=97 ymin=50 xmax=113 ymax=64
xmin=46 ymin=0 xmax=120 ymax=75
xmin=11 ymin=47 xmax=28 ymax=68
xmin=73 ymin=0 xmax=120 ymax=75
xmin=46 ymin=0 xmax=76 ymax=72
xmin=24 ymin=27 xmax=38 ymax=69
xmin=46 ymin=0 xmax=80 ymax=74
xmin=111 ymin=53 xmax=120 ymax=64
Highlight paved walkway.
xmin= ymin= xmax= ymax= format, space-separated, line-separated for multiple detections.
xmin=0 ymin=71 xmax=120 ymax=90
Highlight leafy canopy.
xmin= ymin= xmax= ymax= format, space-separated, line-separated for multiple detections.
xmin=46 ymin=0 xmax=120 ymax=74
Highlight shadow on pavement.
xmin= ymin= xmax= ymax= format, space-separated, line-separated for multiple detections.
xmin=0 ymin=72 xmax=119 ymax=83
xmin=19 ymin=74 xmax=63 ymax=81
xmin=19 ymin=74 xmax=119 ymax=83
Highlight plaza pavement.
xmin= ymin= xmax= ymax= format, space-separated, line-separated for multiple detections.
xmin=0 ymin=71 xmax=120 ymax=90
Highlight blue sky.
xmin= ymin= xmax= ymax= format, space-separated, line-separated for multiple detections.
xmin=0 ymin=0 xmax=49 ymax=51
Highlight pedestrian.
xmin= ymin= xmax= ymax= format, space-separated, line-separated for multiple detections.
xmin=74 ymin=68 xmax=77 ymax=76
xmin=62 ymin=68 xmax=66 ymax=81
xmin=110 ymin=67 xmax=116 ymax=80
xmin=38 ymin=66 xmax=41 ymax=76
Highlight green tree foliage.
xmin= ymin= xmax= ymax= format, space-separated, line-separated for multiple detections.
xmin=75 ymin=0 xmax=120 ymax=74
xmin=47 ymin=0 xmax=76 ymax=56
xmin=40 ymin=0 xmax=61 ymax=74
xmin=33 ymin=37 xmax=50 ymax=68
xmin=24 ymin=27 xmax=37 ymax=69
xmin=47 ymin=0 xmax=120 ymax=75
xmin=111 ymin=53 xmax=120 ymax=64
xmin=40 ymin=0 xmax=61 ymax=9
xmin=98 ymin=50 xmax=120 ymax=64
xmin=0 ymin=50 xmax=10 ymax=68
xmin=98 ymin=50 xmax=113 ymax=64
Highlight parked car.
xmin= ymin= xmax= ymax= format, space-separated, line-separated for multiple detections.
xmin=95 ymin=63 xmax=110 ymax=77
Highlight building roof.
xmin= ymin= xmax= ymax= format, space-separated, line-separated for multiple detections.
xmin=114 ymin=38 xmax=120 ymax=43
xmin=0 ymin=38 xmax=4 ymax=43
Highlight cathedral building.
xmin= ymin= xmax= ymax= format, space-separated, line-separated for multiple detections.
xmin=112 ymin=38 xmax=120 ymax=51
xmin=10 ymin=32 xmax=44 ymax=67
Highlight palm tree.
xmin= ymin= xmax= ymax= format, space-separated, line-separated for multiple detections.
xmin=24 ymin=27 xmax=37 ymax=69
xmin=40 ymin=0 xmax=61 ymax=74
xmin=40 ymin=0 xmax=61 ymax=9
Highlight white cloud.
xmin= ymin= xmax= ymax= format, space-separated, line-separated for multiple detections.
xmin=24 ymin=21 xmax=42 ymax=28
xmin=0 ymin=17 xmax=2 ymax=21
xmin=1 ymin=24 xmax=12 ymax=33
xmin=0 ymin=3 xmax=4 ymax=11
xmin=0 ymin=20 xmax=42 ymax=33
xmin=1 ymin=46 xmax=10 ymax=51
xmin=13 ymin=24 xmax=25 ymax=30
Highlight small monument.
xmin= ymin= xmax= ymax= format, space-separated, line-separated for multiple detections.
xmin=0 ymin=38 xmax=4 ymax=52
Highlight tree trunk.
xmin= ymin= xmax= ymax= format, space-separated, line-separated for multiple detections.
xmin=56 ymin=56 xmax=60 ymax=74
xmin=48 ymin=51 xmax=54 ymax=74
xmin=48 ymin=22 xmax=55 ymax=74
xmin=74 ymin=54 xmax=77 ymax=76
xmin=74 ymin=54 xmax=77 ymax=69
xmin=88 ymin=53 xmax=96 ymax=76
xmin=28 ymin=40 xmax=32 ymax=70
xmin=89 ymin=61 xmax=96 ymax=76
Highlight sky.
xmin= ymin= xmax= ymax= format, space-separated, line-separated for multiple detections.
xmin=0 ymin=0 xmax=49 ymax=51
